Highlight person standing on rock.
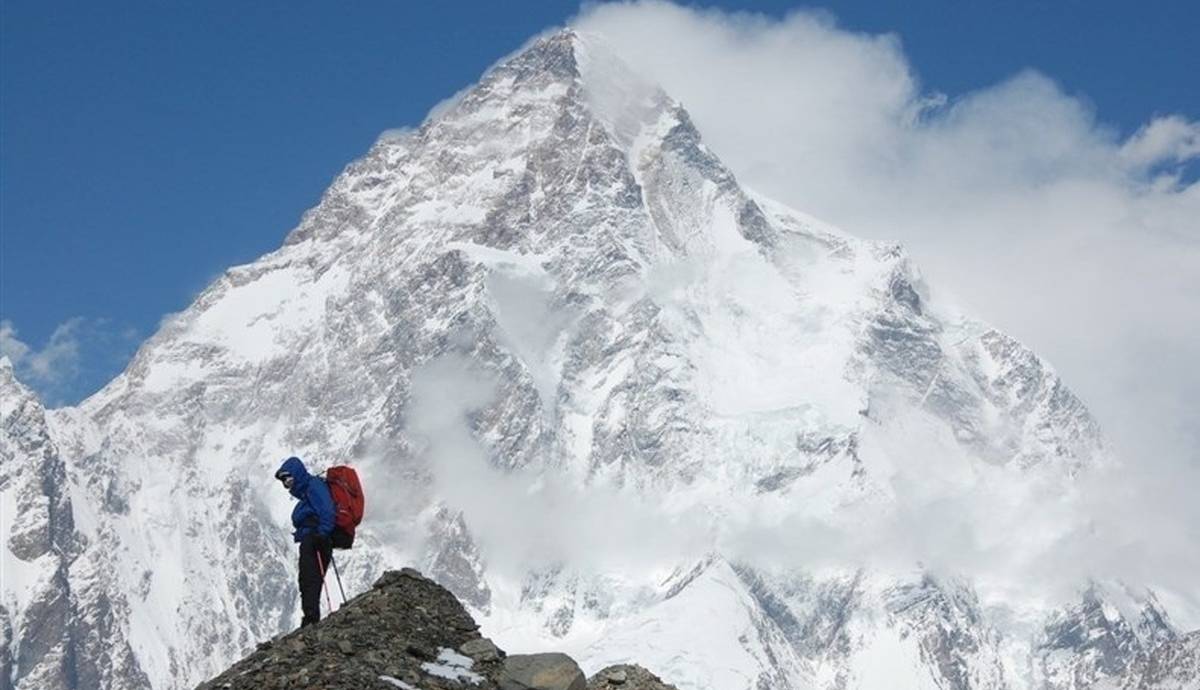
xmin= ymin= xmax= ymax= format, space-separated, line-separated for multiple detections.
xmin=274 ymin=456 xmax=335 ymax=627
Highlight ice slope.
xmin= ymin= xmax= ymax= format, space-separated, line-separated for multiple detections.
xmin=2 ymin=29 xmax=1196 ymax=690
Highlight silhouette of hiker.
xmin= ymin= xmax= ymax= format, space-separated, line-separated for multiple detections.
xmin=275 ymin=456 xmax=334 ymax=626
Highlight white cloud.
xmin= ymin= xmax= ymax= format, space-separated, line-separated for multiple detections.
xmin=1120 ymin=115 xmax=1200 ymax=170
xmin=0 ymin=317 xmax=140 ymax=406
xmin=0 ymin=317 xmax=85 ymax=386
xmin=0 ymin=319 xmax=33 ymax=364
xmin=376 ymin=126 xmax=415 ymax=146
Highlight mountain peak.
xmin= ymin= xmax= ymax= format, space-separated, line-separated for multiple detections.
xmin=495 ymin=28 xmax=584 ymax=82
xmin=1 ymin=20 xmax=1150 ymax=690
xmin=463 ymin=26 xmax=669 ymax=151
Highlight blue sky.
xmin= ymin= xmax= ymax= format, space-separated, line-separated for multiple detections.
xmin=1 ymin=0 xmax=1197 ymax=405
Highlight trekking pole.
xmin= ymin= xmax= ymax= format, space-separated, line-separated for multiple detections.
xmin=315 ymin=550 xmax=334 ymax=613
xmin=330 ymin=554 xmax=348 ymax=605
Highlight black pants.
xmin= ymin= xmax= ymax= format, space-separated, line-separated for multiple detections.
xmin=298 ymin=533 xmax=333 ymax=626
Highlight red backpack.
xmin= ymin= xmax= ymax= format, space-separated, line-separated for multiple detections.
xmin=324 ymin=465 xmax=364 ymax=547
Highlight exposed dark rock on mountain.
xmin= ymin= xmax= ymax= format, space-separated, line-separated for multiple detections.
xmin=197 ymin=568 xmax=497 ymax=690
xmin=587 ymin=665 xmax=678 ymax=690
xmin=196 ymin=568 xmax=662 ymax=690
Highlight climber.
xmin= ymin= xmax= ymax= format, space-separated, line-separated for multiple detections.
xmin=274 ymin=456 xmax=335 ymax=627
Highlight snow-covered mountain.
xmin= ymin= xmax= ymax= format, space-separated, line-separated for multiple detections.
xmin=2 ymin=29 xmax=1197 ymax=690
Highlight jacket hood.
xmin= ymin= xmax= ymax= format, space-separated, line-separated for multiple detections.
xmin=277 ymin=456 xmax=312 ymax=499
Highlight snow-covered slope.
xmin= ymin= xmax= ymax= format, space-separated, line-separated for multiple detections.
xmin=1 ymin=359 xmax=147 ymax=689
xmin=1 ymin=30 xmax=1196 ymax=690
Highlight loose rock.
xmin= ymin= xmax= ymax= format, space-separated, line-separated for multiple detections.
xmin=460 ymin=637 xmax=502 ymax=663
xmin=499 ymin=653 xmax=587 ymax=690
xmin=587 ymin=665 xmax=678 ymax=690
xmin=405 ymin=642 xmax=435 ymax=660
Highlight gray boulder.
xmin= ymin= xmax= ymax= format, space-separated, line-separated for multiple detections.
xmin=499 ymin=652 xmax=587 ymax=690
xmin=461 ymin=637 xmax=503 ymax=663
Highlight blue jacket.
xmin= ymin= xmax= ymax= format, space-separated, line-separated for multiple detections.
xmin=278 ymin=456 xmax=335 ymax=543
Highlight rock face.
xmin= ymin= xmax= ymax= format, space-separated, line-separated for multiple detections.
xmin=2 ymin=27 xmax=1198 ymax=690
xmin=1036 ymin=589 xmax=1200 ymax=690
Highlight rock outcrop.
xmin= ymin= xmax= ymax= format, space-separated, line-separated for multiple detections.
xmin=196 ymin=568 xmax=671 ymax=690
xmin=588 ymin=665 xmax=678 ymax=690
xmin=197 ymin=568 xmax=496 ymax=690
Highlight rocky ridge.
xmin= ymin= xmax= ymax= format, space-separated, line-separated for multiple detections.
xmin=197 ymin=567 xmax=668 ymax=690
